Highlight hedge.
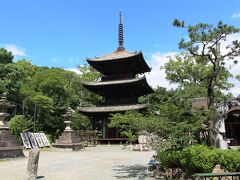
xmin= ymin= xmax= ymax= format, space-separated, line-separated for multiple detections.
xmin=157 ymin=145 xmax=240 ymax=173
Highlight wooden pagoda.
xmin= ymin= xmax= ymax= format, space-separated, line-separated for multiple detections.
xmin=78 ymin=13 xmax=153 ymax=142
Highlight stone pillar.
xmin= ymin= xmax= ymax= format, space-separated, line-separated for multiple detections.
xmin=27 ymin=148 xmax=40 ymax=180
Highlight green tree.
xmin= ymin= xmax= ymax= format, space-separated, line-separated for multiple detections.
xmin=110 ymin=87 xmax=205 ymax=151
xmin=0 ymin=48 xmax=14 ymax=64
xmin=164 ymin=52 xmax=233 ymax=102
xmin=20 ymin=68 xmax=82 ymax=136
xmin=8 ymin=115 xmax=33 ymax=140
xmin=172 ymin=20 xmax=240 ymax=108
xmin=78 ymin=65 xmax=102 ymax=106
xmin=168 ymin=20 xmax=240 ymax=146
xmin=0 ymin=63 xmax=22 ymax=101
xmin=72 ymin=112 xmax=92 ymax=130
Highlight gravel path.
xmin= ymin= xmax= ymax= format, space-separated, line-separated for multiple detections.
xmin=0 ymin=145 xmax=155 ymax=180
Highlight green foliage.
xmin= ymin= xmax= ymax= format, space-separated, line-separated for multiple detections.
xmin=0 ymin=48 xmax=14 ymax=64
xmin=0 ymin=52 xmax=100 ymax=138
xmin=172 ymin=20 xmax=240 ymax=108
xmin=78 ymin=65 xmax=103 ymax=106
xmin=0 ymin=63 xmax=22 ymax=99
xmin=236 ymin=75 xmax=240 ymax=81
xmin=164 ymin=52 xmax=233 ymax=104
xmin=8 ymin=115 xmax=33 ymax=140
xmin=168 ymin=21 xmax=240 ymax=146
xmin=19 ymin=70 xmax=68 ymax=136
xmin=110 ymin=87 xmax=205 ymax=151
xmin=78 ymin=64 xmax=101 ymax=82
xmin=217 ymin=149 xmax=240 ymax=172
xmin=158 ymin=145 xmax=240 ymax=174
xmin=72 ymin=112 xmax=92 ymax=130
xmin=173 ymin=19 xmax=184 ymax=27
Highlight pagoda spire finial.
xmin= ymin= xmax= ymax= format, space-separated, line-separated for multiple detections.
xmin=117 ymin=11 xmax=125 ymax=51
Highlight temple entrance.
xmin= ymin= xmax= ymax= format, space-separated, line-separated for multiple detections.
xmin=225 ymin=112 xmax=240 ymax=146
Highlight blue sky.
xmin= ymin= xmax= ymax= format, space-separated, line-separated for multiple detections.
xmin=1 ymin=0 xmax=240 ymax=94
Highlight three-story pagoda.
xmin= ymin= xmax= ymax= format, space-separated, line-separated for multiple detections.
xmin=78 ymin=13 xmax=153 ymax=141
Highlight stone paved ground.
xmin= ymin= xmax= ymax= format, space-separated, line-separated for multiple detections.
xmin=0 ymin=145 xmax=155 ymax=180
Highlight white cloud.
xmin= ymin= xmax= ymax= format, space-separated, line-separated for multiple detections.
xmin=51 ymin=58 xmax=59 ymax=63
xmin=69 ymin=57 xmax=81 ymax=64
xmin=229 ymin=78 xmax=240 ymax=97
xmin=4 ymin=44 xmax=26 ymax=56
xmin=231 ymin=12 xmax=240 ymax=19
xmin=146 ymin=51 xmax=178 ymax=90
xmin=220 ymin=33 xmax=240 ymax=96
xmin=66 ymin=68 xmax=81 ymax=75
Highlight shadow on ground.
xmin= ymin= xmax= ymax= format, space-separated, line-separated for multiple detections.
xmin=36 ymin=176 xmax=45 ymax=179
xmin=113 ymin=164 xmax=150 ymax=179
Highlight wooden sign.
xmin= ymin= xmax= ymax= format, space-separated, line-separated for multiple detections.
xmin=20 ymin=132 xmax=32 ymax=149
xmin=34 ymin=133 xmax=44 ymax=148
xmin=40 ymin=133 xmax=50 ymax=147
xmin=27 ymin=132 xmax=38 ymax=148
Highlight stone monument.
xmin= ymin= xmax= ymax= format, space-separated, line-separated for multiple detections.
xmin=0 ymin=93 xmax=24 ymax=158
xmin=53 ymin=107 xmax=82 ymax=151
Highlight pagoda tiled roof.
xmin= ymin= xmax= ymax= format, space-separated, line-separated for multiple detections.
xmin=82 ymin=76 xmax=153 ymax=98
xmin=86 ymin=49 xmax=151 ymax=75
xmin=78 ymin=104 xmax=147 ymax=114
xmin=82 ymin=76 xmax=147 ymax=86
xmin=87 ymin=49 xmax=138 ymax=61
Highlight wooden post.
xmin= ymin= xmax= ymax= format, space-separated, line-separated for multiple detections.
xmin=27 ymin=148 xmax=40 ymax=180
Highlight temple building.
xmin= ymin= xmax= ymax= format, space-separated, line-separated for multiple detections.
xmin=192 ymin=96 xmax=240 ymax=148
xmin=215 ymin=96 xmax=240 ymax=148
xmin=78 ymin=13 xmax=153 ymax=142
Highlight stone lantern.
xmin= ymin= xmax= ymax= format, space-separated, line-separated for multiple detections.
xmin=0 ymin=93 xmax=24 ymax=159
xmin=53 ymin=107 xmax=82 ymax=151
xmin=0 ymin=92 xmax=14 ymax=129
xmin=63 ymin=107 xmax=74 ymax=132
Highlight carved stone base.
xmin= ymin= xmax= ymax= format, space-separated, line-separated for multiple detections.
xmin=0 ymin=129 xmax=24 ymax=159
xmin=53 ymin=131 xmax=82 ymax=151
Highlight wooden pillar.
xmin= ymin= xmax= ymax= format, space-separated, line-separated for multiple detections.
xmin=102 ymin=119 xmax=106 ymax=139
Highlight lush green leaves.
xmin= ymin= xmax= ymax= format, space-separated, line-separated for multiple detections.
xmin=0 ymin=48 xmax=14 ymax=64
xmin=8 ymin=115 xmax=33 ymax=140
xmin=158 ymin=145 xmax=240 ymax=174
xmin=78 ymin=65 xmax=103 ymax=106
xmin=169 ymin=21 xmax=240 ymax=146
xmin=72 ymin=112 xmax=92 ymax=130
xmin=0 ymin=52 xmax=99 ymax=138
xmin=110 ymin=87 xmax=205 ymax=150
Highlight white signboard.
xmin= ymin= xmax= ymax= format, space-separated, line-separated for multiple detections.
xmin=40 ymin=133 xmax=50 ymax=147
xmin=27 ymin=132 xmax=38 ymax=148
xmin=20 ymin=132 xmax=31 ymax=149
xmin=34 ymin=133 xmax=44 ymax=147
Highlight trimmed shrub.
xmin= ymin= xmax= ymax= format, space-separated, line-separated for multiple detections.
xmin=217 ymin=149 xmax=240 ymax=172
xmin=157 ymin=145 xmax=240 ymax=175
xmin=158 ymin=149 xmax=183 ymax=168
xmin=180 ymin=145 xmax=219 ymax=173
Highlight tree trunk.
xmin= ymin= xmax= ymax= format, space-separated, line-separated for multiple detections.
xmin=207 ymin=79 xmax=215 ymax=147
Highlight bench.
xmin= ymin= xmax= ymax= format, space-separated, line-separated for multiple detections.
xmin=192 ymin=172 xmax=240 ymax=180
